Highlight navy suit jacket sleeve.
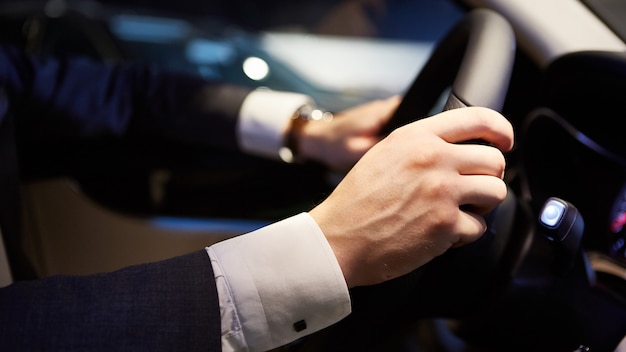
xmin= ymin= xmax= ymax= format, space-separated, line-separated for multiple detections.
xmin=0 ymin=249 xmax=222 ymax=351
xmin=0 ymin=44 xmax=251 ymax=151
xmin=0 ymin=46 xmax=242 ymax=350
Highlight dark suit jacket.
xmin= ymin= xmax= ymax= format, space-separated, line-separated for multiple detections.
xmin=0 ymin=250 xmax=221 ymax=351
xmin=0 ymin=45 xmax=250 ymax=351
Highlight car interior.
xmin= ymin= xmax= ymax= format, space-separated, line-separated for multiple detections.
xmin=1 ymin=0 xmax=626 ymax=351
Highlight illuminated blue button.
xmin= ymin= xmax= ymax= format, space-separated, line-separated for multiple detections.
xmin=540 ymin=199 xmax=566 ymax=227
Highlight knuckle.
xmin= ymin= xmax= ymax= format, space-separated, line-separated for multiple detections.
xmin=412 ymin=145 xmax=445 ymax=168
xmin=425 ymin=181 xmax=459 ymax=224
xmin=493 ymin=149 xmax=507 ymax=172
xmin=495 ymin=179 xmax=508 ymax=200
xmin=430 ymin=206 xmax=459 ymax=231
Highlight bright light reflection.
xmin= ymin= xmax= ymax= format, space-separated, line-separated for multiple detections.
xmin=243 ymin=57 xmax=269 ymax=81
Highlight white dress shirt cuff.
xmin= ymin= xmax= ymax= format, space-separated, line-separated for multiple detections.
xmin=237 ymin=89 xmax=314 ymax=160
xmin=207 ymin=212 xmax=351 ymax=352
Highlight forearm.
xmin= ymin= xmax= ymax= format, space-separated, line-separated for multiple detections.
xmin=0 ymin=250 xmax=220 ymax=352
xmin=0 ymin=45 xmax=245 ymax=149
xmin=0 ymin=45 xmax=317 ymax=160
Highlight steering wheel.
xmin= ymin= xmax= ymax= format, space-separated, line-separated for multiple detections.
xmin=382 ymin=8 xmax=524 ymax=316
xmin=382 ymin=8 xmax=537 ymax=323
xmin=292 ymin=9 xmax=531 ymax=352
xmin=384 ymin=8 xmax=515 ymax=131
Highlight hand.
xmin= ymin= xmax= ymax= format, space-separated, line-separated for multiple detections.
xmin=309 ymin=107 xmax=514 ymax=288
xmin=297 ymin=95 xmax=401 ymax=171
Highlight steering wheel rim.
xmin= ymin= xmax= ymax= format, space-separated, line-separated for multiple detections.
xmin=293 ymin=10 xmax=523 ymax=351
xmin=383 ymin=8 xmax=516 ymax=134
xmin=385 ymin=9 xmax=522 ymax=316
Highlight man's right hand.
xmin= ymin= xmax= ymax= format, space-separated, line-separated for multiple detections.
xmin=309 ymin=106 xmax=514 ymax=288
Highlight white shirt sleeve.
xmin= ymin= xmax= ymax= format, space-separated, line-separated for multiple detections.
xmin=236 ymin=89 xmax=314 ymax=160
xmin=207 ymin=212 xmax=351 ymax=352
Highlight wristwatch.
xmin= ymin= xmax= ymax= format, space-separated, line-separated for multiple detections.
xmin=279 ymin=104 xmax=333 ymax=163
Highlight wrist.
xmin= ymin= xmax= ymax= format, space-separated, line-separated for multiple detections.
xmin=279 ymin=105 xmax=333 ymax=163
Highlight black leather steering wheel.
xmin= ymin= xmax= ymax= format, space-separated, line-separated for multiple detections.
xmin=292 ymin=9 xmax=528 ymax=351
xmin=383 ymin=8 xmax=515 ymax=132
xmin=384 ymin=8 xmax=524 ymax=317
